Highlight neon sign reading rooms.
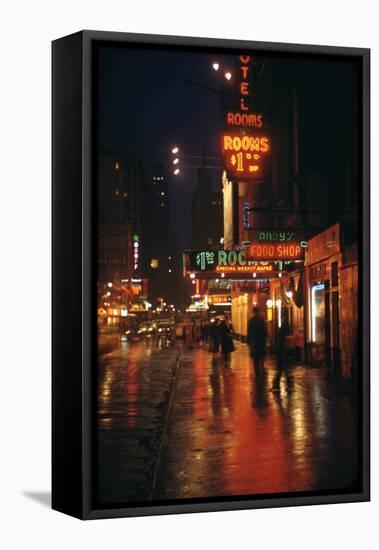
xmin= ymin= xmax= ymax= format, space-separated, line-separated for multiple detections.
xmin=221 ymin=132 xmax=270 ymax=178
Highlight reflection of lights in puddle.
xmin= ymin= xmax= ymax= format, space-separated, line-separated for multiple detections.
xmin=99 ymin=417 xmax=112 ymax=424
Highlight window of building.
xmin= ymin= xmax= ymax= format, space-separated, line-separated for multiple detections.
xmin=331 ymin=261 xmax=339 ymax=287
xmin=311 ymin=283 xmax=325 ymax=344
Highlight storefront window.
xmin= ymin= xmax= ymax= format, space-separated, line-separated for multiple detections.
xmin=311 ymin=283 xmax=325 ymax=344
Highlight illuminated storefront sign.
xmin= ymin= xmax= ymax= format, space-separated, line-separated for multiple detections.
xmin=248 ymin=229 xmax=306 ymax=244
xmin=208 ymin=295 xmax=232 ymax=306
xmin=215 ymin=263 xmax=275 ymax=274
xmin=247 ymin=242 xmax=305 ymax=260
xmin=221 ymin=132 xmax=270 ymax=179
xmin=183 ymin=250 xmax=285 ymax=278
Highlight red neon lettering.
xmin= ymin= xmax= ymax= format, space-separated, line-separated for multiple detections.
xmin=227 ymin=112 xmax=234 ymax=125
xmin=240 ymin=98 xmax=249 ymax=111
xmin=240 ymin=66 xmax=249 ymax=79
xmin=240 ymin=82 xmax=249 ymax=95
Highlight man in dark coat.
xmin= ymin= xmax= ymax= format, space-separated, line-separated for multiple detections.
xmin=247 ymin=307 xmax=267 ymax=380
xmin=272 ymin=308 xmax=291 ymax=391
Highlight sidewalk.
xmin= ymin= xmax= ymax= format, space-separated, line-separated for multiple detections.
xmin=97 ymin=343 xmax=180 ymax=505
xmin=96 ymin=339 xmax=359 ymax=504
xmin=152 ymin=341 xmax=359 ymax=500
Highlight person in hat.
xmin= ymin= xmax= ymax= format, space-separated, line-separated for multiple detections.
xmin=247 ymin=307 xmax=267 ymax=380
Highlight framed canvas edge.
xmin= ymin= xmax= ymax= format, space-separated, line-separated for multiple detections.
xmin=78 ymin=30 xmax=370 ymax=520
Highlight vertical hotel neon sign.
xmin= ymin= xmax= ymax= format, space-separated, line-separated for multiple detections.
xmin=240 ymin=55 xmax=250 ymax=111
xmin=226 ymin=55 xmax=263 ymax=128
xmin=222 ymin=54 xmax=270 ymax=179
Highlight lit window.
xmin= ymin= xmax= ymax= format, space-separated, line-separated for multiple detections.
xmin=115 ymin=162 xmax=119 ymax=170
xmin=115 ymin=189 xmax=119 ymax=196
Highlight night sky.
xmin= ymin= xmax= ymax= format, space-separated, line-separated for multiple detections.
xmin=96 ymin=44 xmax=360 ymax=246
xmin=96 ymin=45 xmax=238 ymax=245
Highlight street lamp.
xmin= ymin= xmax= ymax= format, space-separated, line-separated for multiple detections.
xmin=171 ymin=146 xmax=181 ymax=175
xmin=211 ymin=61 xmax=232 ymax=81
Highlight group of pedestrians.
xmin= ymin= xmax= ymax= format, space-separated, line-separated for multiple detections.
xmin=184 ymin=317 xmax=235 ymax=367
xmin=186 ymin=307 xmax=293 ymax=389
xmin=207 ymin=317 xmax=235 ymax=367
xmin=247 ymin=306 xmax=292 ymax=392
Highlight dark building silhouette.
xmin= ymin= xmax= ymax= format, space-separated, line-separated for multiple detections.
xmin=191 ymin=160 xmax=223 ymax=250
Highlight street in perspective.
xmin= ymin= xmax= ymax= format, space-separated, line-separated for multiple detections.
xmin=95 ymin=45 xmax=360 ymax=505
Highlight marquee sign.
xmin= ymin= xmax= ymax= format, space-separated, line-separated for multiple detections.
xmin=221 ymin=132 xmax=270 ymax=179
xmin=183 ymin=250 xmax=289 ymax=279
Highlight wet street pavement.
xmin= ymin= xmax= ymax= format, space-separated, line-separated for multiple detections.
xmin=97 ymin=336 xmax=359 ymax=505
xmin=97 ymin=335 xmax=180 ymax=504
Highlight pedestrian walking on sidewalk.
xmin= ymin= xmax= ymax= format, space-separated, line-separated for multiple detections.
xmin=219 ymin=317 xmax=235 ymax=367
xmin=209 ymin=318 xmax=221 ymax=360
xmin=247 ymin=307 xmax=267 ymax=380
xmin=272 ymin=308 xmax=292 ymax=392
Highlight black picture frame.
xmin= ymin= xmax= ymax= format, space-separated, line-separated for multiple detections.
xmin=52 ymin=30 xmax=370 ymax=520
